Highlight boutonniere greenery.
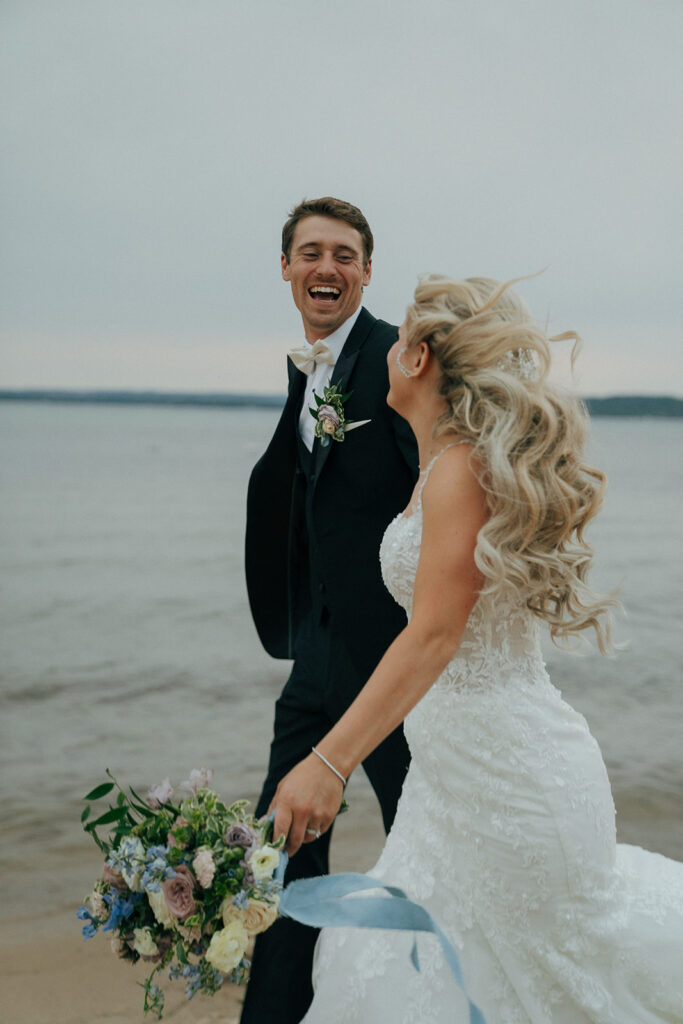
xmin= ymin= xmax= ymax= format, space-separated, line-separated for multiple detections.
xmin=309 ymin=383 xmax=371 ymax=447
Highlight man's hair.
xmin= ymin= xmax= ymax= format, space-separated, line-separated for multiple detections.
xmin=281 ymin=197 xmax=374 ymax=265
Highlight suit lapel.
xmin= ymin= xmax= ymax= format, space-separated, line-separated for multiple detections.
xmin=287 ymin=356 xmax=305 ymax=397
xmin=312 ymin=307 xmax=375 ymax=483
xmin=286 ymin=357 xmax=306 ymax=440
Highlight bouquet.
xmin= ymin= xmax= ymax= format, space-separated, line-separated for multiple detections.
xmin=77 ymin=768 xmax=284 ymax=1018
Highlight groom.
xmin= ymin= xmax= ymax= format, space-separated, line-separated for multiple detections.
xmin=242 ymin=197 xmax=418 ymax=1022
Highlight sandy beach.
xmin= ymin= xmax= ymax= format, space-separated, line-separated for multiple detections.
xmin=1 ymin=907 xmax=247 ymax=1023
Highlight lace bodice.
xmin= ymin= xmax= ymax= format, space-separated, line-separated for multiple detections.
xmin=379 ymin=454 xmax=548 ymax=695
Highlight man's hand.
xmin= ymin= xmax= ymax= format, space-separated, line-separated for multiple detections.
xmin=267 ymin=753 xmax=345 ymax=856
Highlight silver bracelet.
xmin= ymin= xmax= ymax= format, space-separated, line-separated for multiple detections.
xmin=311 ymin=746 xmax=347 ymax=788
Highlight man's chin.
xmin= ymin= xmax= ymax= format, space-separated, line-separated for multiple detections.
xmin=304 ymin=309 xmax=346 ymax=337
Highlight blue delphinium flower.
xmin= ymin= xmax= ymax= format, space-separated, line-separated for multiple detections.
xmin=206 ymin=964 xmax=225 ymax=990
xmin=229 ymin=958 xmax=250 ymax=984
xmin=101 ymin=889 xmax=142 ymax=932
xmin=181 ymin=963 xmax=203 ymax=999
xmin=141 ymin=844 xmax=176 ymax=893
xmin=232 ymin=890 xmax=249 ymax=910
xmin=107 ymin=836 xmax=146 ymax=889
xmin=76 ymin=905 xmax=98 ymax=940
xmin=258 ymin=878 xmax=282 ymax=897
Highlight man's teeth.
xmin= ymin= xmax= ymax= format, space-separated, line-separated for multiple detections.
xmin=310 ymin=286 xmax=340 ymax=296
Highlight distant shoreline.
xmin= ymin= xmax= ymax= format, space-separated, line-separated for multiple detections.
xmin=1 ymin=389 xmax=682 ymax=417
xmin=0 ymin=389 xmax=285 ymax=410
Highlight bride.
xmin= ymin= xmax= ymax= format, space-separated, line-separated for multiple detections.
xmin=269 ymin=275 xmax=683 ymax=1023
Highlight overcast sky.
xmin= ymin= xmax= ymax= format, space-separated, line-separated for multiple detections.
xmin=1 ymin=0 xmax=681 ymax=395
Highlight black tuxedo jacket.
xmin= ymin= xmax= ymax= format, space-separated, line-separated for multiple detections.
xmin=245 ymin=307 xmax=418 ymax=703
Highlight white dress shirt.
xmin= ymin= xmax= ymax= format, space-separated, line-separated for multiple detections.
xmin=298 ymin=305 xmax=362 ymax=451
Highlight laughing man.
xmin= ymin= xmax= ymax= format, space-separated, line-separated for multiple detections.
xmin=242 ymin=197 xmax=418 ymax=1023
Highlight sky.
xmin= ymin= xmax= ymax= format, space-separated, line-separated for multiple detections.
xmin=1 ymin=0 xmax=681 ymax=396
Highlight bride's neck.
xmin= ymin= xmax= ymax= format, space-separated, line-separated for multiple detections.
xmin=404 ymin=394 xmax=457 ymax=471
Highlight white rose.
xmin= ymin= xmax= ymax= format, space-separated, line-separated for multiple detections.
xmin=132 ymin=927 xmax=159 ymax=957
xmin=222 ymin=895 xmax=280 ymax=936
xmin=147 ymin=888 xmax=174 ymax=928
xmin=248 ymin=845 xmax=280 ymax=881
xmin=205 ymin=920 xmax=249 ymax=974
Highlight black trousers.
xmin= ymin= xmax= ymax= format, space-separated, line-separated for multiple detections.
xmin=239 ymin=613 xmax=410 ymax=1024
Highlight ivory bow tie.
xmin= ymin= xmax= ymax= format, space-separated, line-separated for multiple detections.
xmin=288 ymin=340 xmax=336 ymax=376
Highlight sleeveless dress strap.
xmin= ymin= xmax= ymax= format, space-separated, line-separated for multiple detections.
xmin=416 ymin=440 xmax=470 ymax=509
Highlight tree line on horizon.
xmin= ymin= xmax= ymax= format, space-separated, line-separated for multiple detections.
xmin=0 ymin=390 xmax=681 ymax=418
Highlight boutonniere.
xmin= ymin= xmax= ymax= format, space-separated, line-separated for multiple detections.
xmin=309 ymin=383 xmax=371 ymax=447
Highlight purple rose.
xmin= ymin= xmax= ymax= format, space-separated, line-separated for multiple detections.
xmin=162 ymin=865 xmax=197 ymax=921
xmin=225 ymin=823 xmax=259 ymax=855
xmin=317 ymin=405 xmax=340 ymax=435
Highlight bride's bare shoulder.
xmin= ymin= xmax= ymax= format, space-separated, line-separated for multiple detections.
xmin=418 ymin=443 xmax=488 ymax=555
xmin=423 ymin=441 xmax=485 ymax=507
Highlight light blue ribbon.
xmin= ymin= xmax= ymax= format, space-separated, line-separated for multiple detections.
xmin=274 ymin=850 xmax=486 ymax=1024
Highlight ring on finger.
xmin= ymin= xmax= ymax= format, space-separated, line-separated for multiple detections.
xmin=305 ymin=826 xmax=322 ymax=839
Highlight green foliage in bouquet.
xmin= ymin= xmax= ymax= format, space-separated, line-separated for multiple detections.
xmin=78 ymin=769 xmax=284 ymax=1018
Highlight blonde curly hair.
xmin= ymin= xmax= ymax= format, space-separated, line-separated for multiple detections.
xmin=405 ymin=274 xmax=616 ymax=654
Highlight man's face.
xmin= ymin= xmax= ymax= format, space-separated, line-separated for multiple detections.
xmin=281 ymin=215 xmax=372 ymax=341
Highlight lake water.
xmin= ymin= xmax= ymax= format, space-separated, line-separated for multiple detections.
xmin=1 ymin=402 xmax=681 ymax=921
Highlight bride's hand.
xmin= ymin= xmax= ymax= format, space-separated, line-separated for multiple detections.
xmin=267 ymin=754 xmax=345 ymax=856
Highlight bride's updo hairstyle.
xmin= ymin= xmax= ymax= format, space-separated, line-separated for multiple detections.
xmin=405 ymin=274 xmax=615 ymax=653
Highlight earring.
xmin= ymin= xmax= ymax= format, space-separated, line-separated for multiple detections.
xmin=396 ymin=346 xmax=413 ymax=378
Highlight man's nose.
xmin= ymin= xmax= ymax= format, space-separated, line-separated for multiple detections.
xmin=316 ymin=252 xmax=338 ymax=278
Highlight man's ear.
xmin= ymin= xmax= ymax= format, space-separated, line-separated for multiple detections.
xmin=362 ymin=258 xmax=372 ymax=288
xmin=281 ymin=253 xmax=291 ymax=282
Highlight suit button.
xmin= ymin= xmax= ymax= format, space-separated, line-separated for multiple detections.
xmin=318 ymin=583 xmax=325 ymax=592
xmin=309 ymin=473 xmax=315 ymax=482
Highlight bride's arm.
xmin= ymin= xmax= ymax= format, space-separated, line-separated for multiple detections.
xmin=269 ymin=444 xmax=488 ymax=854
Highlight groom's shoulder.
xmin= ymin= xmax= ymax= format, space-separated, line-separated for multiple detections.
xmin=358 ymin=307 xmax=398 ymax=352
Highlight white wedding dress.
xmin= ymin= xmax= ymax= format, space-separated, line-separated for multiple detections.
xmin=302 ymin=455 xmax=683 ymax=1023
